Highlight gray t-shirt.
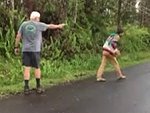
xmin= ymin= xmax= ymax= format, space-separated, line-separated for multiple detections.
xmin=18 ymin=21 xmax=49 ymax=52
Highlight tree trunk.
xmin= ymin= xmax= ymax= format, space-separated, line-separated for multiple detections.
xmin=117 ymin=0 xmax=122 ymax=29
xmin=73 ymin=0 xmax=78 ymax=24
xmin=23 ymin=0 xmax=36 ymax=19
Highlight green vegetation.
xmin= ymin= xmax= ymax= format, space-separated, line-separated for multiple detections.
xmin=0 ymin=48 xmax=150 ymax=96
xmin=0 ymin=18 xmax=150 ymax=97
xmin=0 ymin=0 xmax=150 ymax=96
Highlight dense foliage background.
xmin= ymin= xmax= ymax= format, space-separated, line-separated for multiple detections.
xmin=0 ymin=0 xmax=149 ymax=95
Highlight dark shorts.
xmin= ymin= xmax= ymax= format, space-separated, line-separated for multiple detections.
xmin=22 ymin=52 xmax=40 ymax=68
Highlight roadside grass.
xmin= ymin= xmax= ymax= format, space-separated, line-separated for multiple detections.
xmin=0 ymin=51 xmax=150 ymax=97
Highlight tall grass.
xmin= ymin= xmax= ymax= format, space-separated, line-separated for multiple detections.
xmin=0 ymin=51 xmax=150 ymax=96
xmin=0 ymin=10 xmax=25 ymax=58
xmin=122 ymin=25 xmax=150 ymax=53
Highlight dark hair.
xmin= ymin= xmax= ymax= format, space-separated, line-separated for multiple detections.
xmin=116 ymin=28 xmax=124 ymax=34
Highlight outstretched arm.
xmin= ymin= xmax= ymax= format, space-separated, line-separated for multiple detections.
xmin=48 ymin=23 xmax=66 ymax=29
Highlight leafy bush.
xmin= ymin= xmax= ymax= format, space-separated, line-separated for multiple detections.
xmin=0 ymin=9 xmax=25 ymax=58
xmin=121 ymin=25 xmax=150 ymax=53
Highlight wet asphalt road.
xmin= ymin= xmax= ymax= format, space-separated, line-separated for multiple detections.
xmin=0 ymin=62 xmax=150 ymax=113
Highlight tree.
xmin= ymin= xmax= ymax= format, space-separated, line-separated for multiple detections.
xmin=138 ymin=0 xmax=150 ymax=26
xmin=23 ymin=0 xmax=36 ymax=18
xmin=117 ymin=0 xmax=122 ymax=29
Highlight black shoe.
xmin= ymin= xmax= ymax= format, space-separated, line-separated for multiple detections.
xmin=24 ymin=87 xmax=30 ymax=95
xmin=36 ymin=87 xmax=45 ymax=94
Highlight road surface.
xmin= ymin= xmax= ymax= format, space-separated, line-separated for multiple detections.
xmin=0 ymin=62 xmax=150 ymax=113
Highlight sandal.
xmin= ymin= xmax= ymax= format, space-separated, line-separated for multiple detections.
xmin=117 ymin=75 xmax=126 ymax=80
xmin=96 ymin=77 xmax=106 ymax=82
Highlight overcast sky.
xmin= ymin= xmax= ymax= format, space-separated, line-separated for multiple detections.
xmin=135 ymin=0 xmax=141 ymax=12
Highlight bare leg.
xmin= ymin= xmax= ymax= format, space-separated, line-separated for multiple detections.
xmin=23 ymin=66 xmax=31 ymax=94
xmin=34 ymin=68 xmax=41 ymax=88
xmin=24 ymin=66 xmax=31 ymax=80
xmin=34 ymin=68 xmax=44 ymax=93
xmin=34 ymin=68 xmax=41 ymax=79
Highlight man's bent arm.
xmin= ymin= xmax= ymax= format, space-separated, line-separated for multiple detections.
xmin=15 ymin=32 xmax=21 ymax=48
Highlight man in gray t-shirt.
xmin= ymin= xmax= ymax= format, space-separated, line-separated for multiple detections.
xmin=18 ymin=21 xmax=49 ymax=52
xmin=15 ymin=11 xmax=65 ymax=94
